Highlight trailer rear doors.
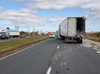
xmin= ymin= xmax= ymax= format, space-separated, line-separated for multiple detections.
xmin=67 ymin=17 xmax=77 ymax=37
xmin=76 ymin=17 xmax=88 ymax=38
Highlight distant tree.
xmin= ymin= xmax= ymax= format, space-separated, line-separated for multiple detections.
xmin=6 ymin=27 xmax=10 ymax=29
xmin=20 ymin=31 xmax=30 ymax=36
xmin=99 ymin=32 xmax=100 ymax=35
xmin=97 ymin=33 xmax=99 ymax=37
xmin=33 ymin=28 xmax=35 ymax=32
xmin=20 ymin=31 xmax=25 ymax=34
xmin=30 ymin=31 xmax=35 ymax=35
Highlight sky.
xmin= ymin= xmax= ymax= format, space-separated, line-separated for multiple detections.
xmin=0 ymin=0 xmax=100 ymax=33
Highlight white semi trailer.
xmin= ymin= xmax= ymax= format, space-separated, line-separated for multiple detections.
xmin=0 ymin=29 xmax=20 ymax=38
xmin=57 ymin=16 xmax=88 ymax=43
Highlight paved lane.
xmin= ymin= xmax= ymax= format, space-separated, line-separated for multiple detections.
xmin=50 ymin=40 xmax=100 ymax=74
xmin=0 ymin=38 xmax=100 ymax=74
xmin=0 ymin=38 xmax=59 ymax=74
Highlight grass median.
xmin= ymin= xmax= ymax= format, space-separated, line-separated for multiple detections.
xmin=0 ymin=35 xmax=49 ymax=52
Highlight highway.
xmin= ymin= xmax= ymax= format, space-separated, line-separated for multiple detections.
xmin=0 ymin=38 xmax=100 ymax=74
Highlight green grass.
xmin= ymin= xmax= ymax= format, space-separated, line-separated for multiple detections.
xmin=0 ymin=35 xmax=49 ymax=52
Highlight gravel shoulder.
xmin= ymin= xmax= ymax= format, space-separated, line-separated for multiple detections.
xmin=83 ymin=39 xmax=100 ymax=46
xmin=83 ymin=39 xmax=100 ymax=50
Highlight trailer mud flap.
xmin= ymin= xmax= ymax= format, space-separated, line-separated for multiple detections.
xmin=80 ymin=31 xmax=88 ymax=38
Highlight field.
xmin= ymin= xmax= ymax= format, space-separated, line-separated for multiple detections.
xmin=0 ymin=35 xmax=49 ymax=52
xmin=87 ymin=32 xmax=100 ymax=42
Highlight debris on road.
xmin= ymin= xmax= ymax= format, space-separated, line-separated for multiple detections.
xmin=92 ymin=48 xmax=98 ymax=50
xmin=80 ymin=43 xmax=92 ymax=48
xmin=97 ymin=50 xmax=100 ymax=53
xmin=80 ymin=42 xmax=100 ymax=52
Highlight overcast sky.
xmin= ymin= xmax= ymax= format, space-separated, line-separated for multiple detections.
xmin=0 ymin=0 xmax=100 ymax=32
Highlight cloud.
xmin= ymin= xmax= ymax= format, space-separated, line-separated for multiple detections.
xmin=27 ymin=0 xmax=85 ymax=10
xmin=0 ymin=6 xmax=3 ymax=12
xmin=0 ymin=7 xmax=66 ymax=29
xmin=78 ymin=1 xmax=100 ymax=25
xmin=0 ymin=8 xmax=46 ymax=26
xmin=49 ymin=16 xmax=67 ymax=22
xmin=12 ymin=0 xmax=100 ymax=23
xmin=12 ymin=0 xmax=99 ymax=10
xmin=1 ymin=0 xmax=100 ymax=32
xmin=12 ymin=0 xmax=100 ymax=28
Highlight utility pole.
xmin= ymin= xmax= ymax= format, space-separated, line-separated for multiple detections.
xmin=15 ymin=25 xmax=19 ymax=31
xmin=33 ymin=28 xmax=35 ymax=32
xmin=28 ymin=27 xmax=30 ymax=33
xmin=28 ymin=27 xmax=30 ymax=36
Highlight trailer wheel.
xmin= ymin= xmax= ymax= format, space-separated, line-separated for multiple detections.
xmin=79 ymin=39 xmax=82 ymax=43
xmin=79 ymin=37 xmax=82 ymax=43
xmin=60 ymin=36 xmax=65 ymax=40
xmin=77 ymin=39 xmax=82 ymax=43
xmin=62 ymin=37 xmax=65 ymax=40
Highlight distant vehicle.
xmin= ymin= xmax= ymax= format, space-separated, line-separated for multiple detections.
xmin=49 ymin=32 xmax=52 ymax=34
xmin=57 ymin=16 xmax=88 ymax=43
xmin=0 ymin=29 xmax=19 ymax=38
xmin=35 ymin=31 xmax=39 ymax=36
xmin=30 ymin=33 xmax=34 ymax=37
xmin=0 ymin=34 xmax=9 ymax=39
xmin=20 ymin=34 xmax=25 ymax=38
xmin=50 ymin=34 xmax=55 ymax=38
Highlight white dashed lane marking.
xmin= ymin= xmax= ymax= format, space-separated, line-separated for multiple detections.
xmin=57 ymin=46 xmax=59 ymax=49
xmin=46 ymin=66 xmax=52 ymax=74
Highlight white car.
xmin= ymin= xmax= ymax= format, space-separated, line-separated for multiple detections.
xmin=49 ymin=34 xmax=55 ymax=38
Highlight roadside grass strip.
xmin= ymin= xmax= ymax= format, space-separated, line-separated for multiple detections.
xmin=0 ymin=35 xmax=49 ymax=52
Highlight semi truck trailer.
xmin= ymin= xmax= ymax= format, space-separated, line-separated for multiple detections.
xmin=0 ymin=29 xmax=20 ymax=38
xmin=57 ymin=16 xmax=88 ymax=43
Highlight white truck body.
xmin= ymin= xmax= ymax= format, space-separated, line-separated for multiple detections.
xmin=60 ymin=17 xmax=77 ymax=37
xmin=0 ymin=29 xmax=19 ymax=38
xmin=9 ymin=29 xmax=19 ymax=36
xmin=57 ymin=16 xmax=88 ymax=43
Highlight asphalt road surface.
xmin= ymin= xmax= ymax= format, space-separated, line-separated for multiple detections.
xmin=0 ymin=38 xmax=100 ymax=74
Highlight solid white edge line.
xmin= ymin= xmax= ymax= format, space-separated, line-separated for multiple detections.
xmin=46 ymin=66 xmax=52 ymax=74
xmin=57 ymin=46 xmax=59 ymax=49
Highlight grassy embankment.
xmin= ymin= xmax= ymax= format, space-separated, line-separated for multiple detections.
xmin=0 ymin=35 xmax=49 ymax=52
xmin=87 ymin=32 xmax=100 ymax=42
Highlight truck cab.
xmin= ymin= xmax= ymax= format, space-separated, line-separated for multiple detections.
xmin=0 ymin=30 xmax=9 ymax=39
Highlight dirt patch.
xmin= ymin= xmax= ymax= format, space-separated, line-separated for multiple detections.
xmin=0 ymin=38 xmax=49 ymax=55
